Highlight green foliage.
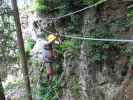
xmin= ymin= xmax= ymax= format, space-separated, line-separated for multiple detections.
xmin=4 ymin=80 xmax=24 ymax=92
xmin=129 ymin=57 xmax=133 ymax=65
xmin=128 ymin=8 xmax=133 ymax=17
xmin=88 ymin=25 xmax=115 ymax=63
xmin=32 ymin=0 xmax=47 ymax=12
xmin=0 ymin=9 xmax=16 ymax=65
xmin=0 ymin=2 xmax=17 ymax=81
xmin=89 ymin=39 xmax=120 ymax=63
xmin=30 ymin=60 xmax=61 ymax=100
xmin=70 ymin=76 xmax=81 ymax=99
xmin=55 ymin=40 xmax=80 ymax=54
xmin=25 ymin=37 xmax=35 ymax=54
xmin=38 ymin=76 xmax=60 ymax=100
xmin=120 ymin=46 xmax=133 ymax=65
xmin=82 ymin=0 xmax=100 ymax=5
xmin=61 ymin=0 xmax=82 ymax=12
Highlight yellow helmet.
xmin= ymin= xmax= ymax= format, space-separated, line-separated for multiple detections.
xmin=47 ymin=34 xmax=57 ymax=43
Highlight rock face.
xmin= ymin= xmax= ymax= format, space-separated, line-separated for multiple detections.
xmin=60 ymin=0 xmax=133 ymax=100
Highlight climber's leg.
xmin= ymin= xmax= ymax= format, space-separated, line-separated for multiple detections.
xmin=46 ymin=63 xmax=54 ymax=84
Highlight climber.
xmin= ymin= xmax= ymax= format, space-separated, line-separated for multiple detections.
xmin=43 ymin=34 xmax=58 ymax=84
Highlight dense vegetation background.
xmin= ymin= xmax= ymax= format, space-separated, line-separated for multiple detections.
xmin=0 ymin=0 xmax=133 ymax=100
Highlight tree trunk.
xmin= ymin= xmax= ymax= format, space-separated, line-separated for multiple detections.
xmin=0 ymin=78 xmax=6 ymax=100
xmin=11 ymin=0 xmax=32 ymax=100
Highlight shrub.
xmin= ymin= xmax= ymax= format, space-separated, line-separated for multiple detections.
xmin=128 ymin=8 xmax=133 ymax=17
xmin=32 ymin=0 xmax=47 ymax=12
xmin=25 ymin=37 xmax=35 ymax=55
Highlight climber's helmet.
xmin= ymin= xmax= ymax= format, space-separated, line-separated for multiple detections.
xmin=47 ymin=34 xmax=57 ymax=43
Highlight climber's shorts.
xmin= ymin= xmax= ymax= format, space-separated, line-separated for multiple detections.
xmin=45 ymin=63 xmax=54 ymax=75
xmin=45 ymin=63 xmax=51 ymax=69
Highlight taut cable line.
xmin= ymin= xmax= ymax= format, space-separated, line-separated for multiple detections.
xmin=46 ymin=0 xmax=107 ymax=20
xmin=43 ymin=29 xmax=133 ymax=43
